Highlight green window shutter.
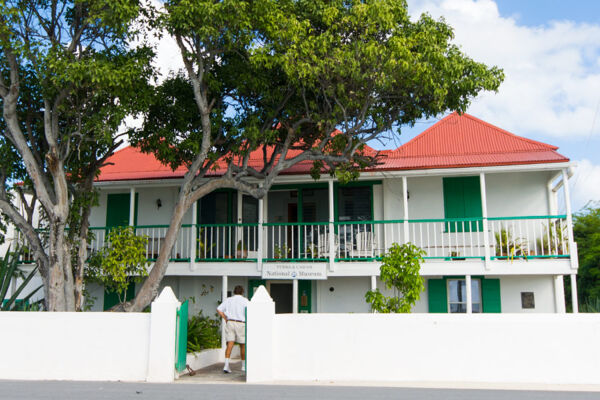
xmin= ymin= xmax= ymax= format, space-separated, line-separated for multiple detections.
xmin=482 ymin=278 xmax=501 ymax=313
xmin=298 ymin=280 xmax=312 ymax=313
xmin=428 ymin=279 xmax=448 ymax=313
xmin=106 ymin=193 xmax=131 ymax=229
xmin=442 ymin=177 xmax=483 ymax=232
xmin=248 ymin=279 xmax=266 ymax=299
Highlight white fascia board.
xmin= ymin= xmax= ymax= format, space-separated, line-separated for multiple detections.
xmin=93 ymin=162 xmax=574 ymax=189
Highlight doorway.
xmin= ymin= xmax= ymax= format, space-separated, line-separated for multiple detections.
xmin=268 ymin=282 xmax=293 ymax=314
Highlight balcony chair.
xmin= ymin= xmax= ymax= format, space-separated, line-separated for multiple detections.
xmin=350 ymin=231 xmax=376 ymax=258
xmin=317 ymin=233 xmax=338 ymax=259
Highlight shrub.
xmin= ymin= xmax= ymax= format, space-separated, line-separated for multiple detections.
xmin=187 ymin=311 xmax=221 ymax=353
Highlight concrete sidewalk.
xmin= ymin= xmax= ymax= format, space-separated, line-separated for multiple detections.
xmin=178 ymin=361 xmax=245 ymax=384
xmin=177 ymin=364 xmax=600 ymax=393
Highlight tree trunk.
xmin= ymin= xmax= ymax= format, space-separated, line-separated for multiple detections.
xmin=46 ymin=221 xmax=75 ymax=311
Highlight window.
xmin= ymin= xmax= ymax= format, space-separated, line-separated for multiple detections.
xmin=337 ymin=186 xmax=372 ymax=222
xmin=442 ymin=176 xmax=483 ymax=232
xmin=447 ymin=279 xmax=482 ymax=313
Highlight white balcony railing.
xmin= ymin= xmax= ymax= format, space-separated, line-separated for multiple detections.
xmin=16 ymin=215 xmax=571 ymax=264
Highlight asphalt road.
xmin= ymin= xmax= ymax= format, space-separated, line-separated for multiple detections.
xmin=1 ymin=381 xmax=600 ymax=400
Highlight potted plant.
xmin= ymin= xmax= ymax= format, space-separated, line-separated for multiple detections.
xmin=273 ymin=244 xmax=289 ymax=259
xmin=236 ymin=240 xmax=248 ymax=259
xmin=494 ymin=227 xmax=528 ymax=261
xmin=536 ymin=221 xmax=566 ymax=257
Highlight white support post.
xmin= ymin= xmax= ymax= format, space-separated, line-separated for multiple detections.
xmin=571 ymin=274 xmax=579 ymax=313
xmin=190 ymin=201 xmax=197 ymax=271
xmin=221 ymin=276 xmax=228 ymax=349
xmin=292 ymin=279 xmax=298 ymax=314
xmin=480 ymin=173 xmax=491 ymax=269
xmin=402 ymin=176 xmax=409 ymax=243
xmin=562 ymin=169 xmax=577 ymax=270
xmin=129 ymin=187 xmax=136 ymax=227
xmin=554 ymin=275 xmax=566 ymax=314
xmin=258 ymin=196 xmax=264 ymax=272
xmin=237 ymin=190 xmax=243 ymax=252
xmin=371 ymin=275 xmax=377 ymax=291
xmin=328 ymin=179 xmax=336 ymax=271
xmin=465 ymin=275 xmax=472 ymax=314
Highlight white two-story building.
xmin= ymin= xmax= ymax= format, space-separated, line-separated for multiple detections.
xmin=88 ymin=112 xmax=579 ymax=315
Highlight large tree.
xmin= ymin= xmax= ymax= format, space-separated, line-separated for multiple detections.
xmin=0 ymin=0 xmax=154 ymax=311
xmin=125 ymin=0 xmax=504 ymax=311
xmin=573 ymin=204 xmax=600 ymax=303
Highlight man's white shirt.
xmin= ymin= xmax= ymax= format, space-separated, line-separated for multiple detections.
xmin=217 ymin=295 xmax=249 ymax=321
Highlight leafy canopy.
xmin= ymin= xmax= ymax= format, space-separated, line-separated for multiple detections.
xmin=573 ymin=204 xmax=600 ymax=302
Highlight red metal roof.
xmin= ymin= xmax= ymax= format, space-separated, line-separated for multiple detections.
xmin=96 ymin=113 xmax=569 ymax=182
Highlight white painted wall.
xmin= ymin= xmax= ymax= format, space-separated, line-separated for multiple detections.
xmin=316 ymin=277 xmax=371 ymax=313
xmin=486 ymin=171 xmax=553 ymax=217
xmin=0 ymin=287 xmax=180 ymax=382
xmin=0 ymin=312 xmax=151 ymax=381
xmin=247 ymin=303 xmax=600 ymax=384
xmin=499 ymin=275 xmax=557 ymax=313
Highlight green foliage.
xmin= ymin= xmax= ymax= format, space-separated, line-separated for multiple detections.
xmin=365 ymin=242 xmax=425 ymax=313
xmin=494 ymin=226 xmax=528 ymax=260
xmin=573 ymin=204 xmax=600 ymax=303
xmin=580 ymin=297 xmax=600 ymax=313
xmin=0 ymin=246 xmax=43 ymax=311
xmin=86 ymin=227 xmax=149 ymax=304
xmin=133 ymin=0 xmax=503 ymax=177
xmin=187 ymin=311 xmax=222 ymax=353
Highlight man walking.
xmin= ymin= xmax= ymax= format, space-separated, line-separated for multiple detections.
xmin=216 ymin=285 xmax=249 ymax=373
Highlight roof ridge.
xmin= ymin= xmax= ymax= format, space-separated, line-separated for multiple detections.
xmin=461 ymin=113 xmax=558 ymax=150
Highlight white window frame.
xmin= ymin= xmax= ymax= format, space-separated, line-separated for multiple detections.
xmin=447 ymin=278 xmax=482 ymax=313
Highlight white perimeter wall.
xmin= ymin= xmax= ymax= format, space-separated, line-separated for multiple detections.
xmin=0 ymin=312 xmax=151 ymax=381
xmin=0 ymin=287 xmax=180 ymax=382
xmin=247 ymin=306 xmax=600 ymax=384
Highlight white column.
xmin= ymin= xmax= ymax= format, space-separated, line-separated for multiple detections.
xmin=371 ymin=275 xmax=377 ymax=291
xmin=146 ymin=287 xmax=180 ymax=383
xmin=480 ymin=173 xmax=491 ymax=269
xmin=221 ymin=275 xmax=228 ymax=349
xmin=129 ymin=187 xmax=136 ymax=226
xmin=554 ymin=275 xmax=566 ymax=313
xmin=562 ymin=169 xmax=577 ymax=270
xmin=571 ymin=274 xmax=579 ymax=313
xmin=292 ymin=279 xmax=298 ymax=314
xmin=258 ymin=196 xmax=264 ymax=272
xmin=190 ymin=201 xmax=197 ymax=270
xmin=402 ymin=176 xmax=409 ymax=243
xmin=465 ymin=275 xmax=472 ymax=314
xmin=328 ymin=179 xmax=336 ymax=271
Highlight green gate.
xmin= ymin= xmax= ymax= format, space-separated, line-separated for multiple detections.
xmin=175 ymin=300 xmax=189 ymax=373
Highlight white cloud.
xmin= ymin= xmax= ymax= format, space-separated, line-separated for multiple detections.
xmin=570 ymin=159 xmax=600 ymax=210
xmin=408 ymin=0 xmax=600 ymax=139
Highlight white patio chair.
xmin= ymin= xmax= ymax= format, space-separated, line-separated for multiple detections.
xmin=317 ymin=233 xmax=338 ymax=259
xmin=350 ymin=231 xmax=375 ymax=258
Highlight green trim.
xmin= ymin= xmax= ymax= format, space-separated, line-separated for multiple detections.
xmin=492 ymin=254 xmax=570 ymax=259
xmin=337 ymin=180 xmax=382 ymax=187
xmin=271 ymin=183 xmax=328 ymax=191
xmin=488 ymin=215 xmax=567 ymax=221
xmin=263 ymin=221 xmax=328 ymax=226
xmin=262 ymin=258 xmax=327 ymax=262
xmin=335 ymin=257 xmax=380 ymax=262
xmin=196 ymin=223 xmax=259 ymax=228
xmin=196 ymin=258 xmax=258 ymax=262
xmin=409 ymin=217 xmax=482 ymax=223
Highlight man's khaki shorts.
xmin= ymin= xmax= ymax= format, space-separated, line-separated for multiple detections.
xmin=225 ymin=320 xmax=245 ymax=344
